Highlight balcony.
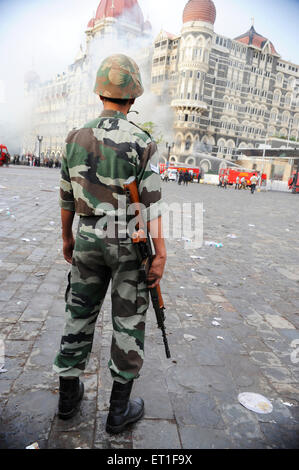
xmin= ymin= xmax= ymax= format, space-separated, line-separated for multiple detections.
xmin=171 ymin=99 xmax=207 ymax=113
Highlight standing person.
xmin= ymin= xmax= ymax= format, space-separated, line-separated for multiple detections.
xmin=178 ymin=170 xmax=183 ymax=185
xmin=235 ymin=176 xmax=240 ymax=190
xmin=223 ymin=174 xmax=228 ymax=189
xmin=240 ymin=176 xmax=246 ymax=190
xmin=183 ymin=171 xmax=189 ymax=186
xmin=250 ymin=173 xmax=258 ymax=194
xmin=53 ymin=54 xmax=166 ymax=434
xmin=197 ymin=170 xmax=201 ymax=183
xmin=218 ymin=175 xmax=223 ymax=187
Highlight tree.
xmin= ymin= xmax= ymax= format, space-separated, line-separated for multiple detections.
xmin=137 ymin=121 xmax=164 ymax=144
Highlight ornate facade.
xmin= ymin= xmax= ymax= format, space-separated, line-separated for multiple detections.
xmin=150 ymin=0 xmax=299 ymax=173
xmin=24 ymin=0 xmax=299 ymax=180
xmin=23 ymin=0 xmax=152 ymax=160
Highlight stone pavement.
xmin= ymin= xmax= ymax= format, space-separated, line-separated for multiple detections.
xmin=0 ymin=166 xmax=298 ymax=449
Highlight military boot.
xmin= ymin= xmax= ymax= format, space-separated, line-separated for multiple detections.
xmin=106 ymin=380 xmax=144 ymax=434
xmin=58 ymin=377 xmax=84 ymax=420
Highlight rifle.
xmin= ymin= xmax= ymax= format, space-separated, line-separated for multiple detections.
xmin=123 ymin=176 xmax=171 ymax=359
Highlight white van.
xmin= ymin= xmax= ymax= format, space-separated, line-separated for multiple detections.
xmin=167 ymin=169 xmax=177 ymax=181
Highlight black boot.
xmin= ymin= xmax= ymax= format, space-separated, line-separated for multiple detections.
xmin=58 ymin=377 xmax=84 ymax=420
xmin=106 ymin=380 xmax=144 ymax=434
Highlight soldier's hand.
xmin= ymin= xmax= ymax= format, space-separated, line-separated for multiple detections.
xmin=63 ymin=236 xmax=75 ymax=264
xmin=147 ymin=254 xmax=166 ymax=288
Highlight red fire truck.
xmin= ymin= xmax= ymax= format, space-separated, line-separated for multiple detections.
xmin=288 ymin=167 xmax=299 ymax=193
xmin=219 ymin=168 xmax=267 ymax=187
xmin=0 ymin=145 xmax=10 ymax=166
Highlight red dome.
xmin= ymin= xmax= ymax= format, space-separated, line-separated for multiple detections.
xmin=87 ymin=18 xmax=95 ymax=28
xmin=183 ymin=0 xmax=216 ymax=24
xmin=95 ymin=0 xmax=144 ymax=25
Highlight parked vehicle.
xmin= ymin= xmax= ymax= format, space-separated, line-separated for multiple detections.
xmin=288 ymin=166 xmax=299 ymax=194
xmin=218 ymin=168 xmax=267 ymax=187
xmin=0 ymin=145 xmax=9 ymax=166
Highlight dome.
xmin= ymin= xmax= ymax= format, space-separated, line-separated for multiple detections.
xmin=87 ymin=17 xmax=95 ymax=28
xmin=95 ymin=0 xmax=144 ymax=26
xmin=235 ymin=26 xmax=278 ymax=55
xmin=183 ymin=0 xmax=216 ymax=25
xmin=143 ymin=20 xmax=152 ymax=31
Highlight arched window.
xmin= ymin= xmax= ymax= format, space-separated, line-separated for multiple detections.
xmin=217 ymin=139 xmax=226 ymax=153
xmin=285 ymin=93 xmax=292 ymax=106
xmin=273 ymin=90 xmax=281 ymax=103
xmin=185 ymin=135 xmax=192 ymax=151
xmin=276 ymin=73 xmax=283 ymax=84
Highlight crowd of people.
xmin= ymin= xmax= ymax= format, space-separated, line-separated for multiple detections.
xmin=218 ymin=173 xmax=259 ymax=194
xmin=163 ymin=170 xmax=202 ymax=185
xmin=9 ymin=155 xmax=61 ymax=168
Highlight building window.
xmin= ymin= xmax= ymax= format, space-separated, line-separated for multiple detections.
xmin=197 ymin=71 xmax=201 ymax=79
xmin=185 ymin=114 xmax=188 ymax=122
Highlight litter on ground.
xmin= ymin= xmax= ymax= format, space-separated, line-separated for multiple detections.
xmin=227 ymin=234 xmax=238 ymax=239
xmin=217 ymin=336 xmax=224 ymax=340
xmin=205 ymin=241 xmax=223 ymax=248
xmin=212 ymin=320 xmax=221 ymax=326
xmin=238 ymin=392 xmax=273 ymax=414
xmin=184 ymin=334 xmax=197 ymax=342
xmin=26 ymin=442 xmax=39 ymax=449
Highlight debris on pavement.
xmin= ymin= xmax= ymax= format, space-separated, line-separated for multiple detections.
xmin=0 ymin=364 xmax=8 ymax=374
xmin=205 ymin=241 xmax=223 ymax=248
xmin=214 ymin=317 xmax=222 ymax=321
xmin=21 ymin=238 xmax=30 ymax=242
xmin=185 ymin=314 xmax=193 ymax=317
xmin=49 ymin=221 xmax=55 ymax=226
xmin=217 ymin=336 xmax=224 ymax=340
xmin=238 ymin=392 xmax=273 ymax=414
xmin=26 ymin=442 xmax=39 ymax=449
xmin=280 ymin=400 xmax=294 ymax=407
xmin=190 ymin=256 xmax=205 ymax=259
xmin=34 ymin=272 xmax=46 ymax=277
xmin=227 ymin=234 xmax=238 ymax=239
xmin=248 ymin=224 xmax=255 ymax=227
xmin=212 ymin=321 xmax=221 ymax=326
xmin=184 ymin=334 xmax=197 ymax=342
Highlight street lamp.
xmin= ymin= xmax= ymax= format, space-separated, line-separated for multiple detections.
xmin=259 ymin=133 xmax=268 ymax=188
xmin=166 ymin=142 xmax=174 ymax=165
xmin=37 ymin=135 xmax=43 ymax=164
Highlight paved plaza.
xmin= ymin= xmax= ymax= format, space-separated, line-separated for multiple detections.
xmin=0 ymin=166 xmax=298 ymax=449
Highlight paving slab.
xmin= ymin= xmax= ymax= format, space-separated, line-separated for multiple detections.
xmin=0 ymin=168 xmax=298 ymax=449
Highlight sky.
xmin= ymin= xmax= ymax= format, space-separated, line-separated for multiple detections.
xmin=0 ymin=0 xmax=298 ymax=150
xmin=0 ymin=0 xmax=298 ymax=87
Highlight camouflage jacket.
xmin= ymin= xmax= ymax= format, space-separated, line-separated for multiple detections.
xmin=59 ymin=110 xmax=162 ymax=222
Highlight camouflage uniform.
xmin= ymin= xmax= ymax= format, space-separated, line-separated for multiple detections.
xmin=53 ymin=109 xmax=163 ymax=384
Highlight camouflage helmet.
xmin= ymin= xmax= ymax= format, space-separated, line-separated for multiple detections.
xmin=94 ymin=54 xmax=144 ymax=100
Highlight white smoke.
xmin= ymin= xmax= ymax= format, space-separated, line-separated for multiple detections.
xmin=0 ymin=0 xmax=177 ymax=155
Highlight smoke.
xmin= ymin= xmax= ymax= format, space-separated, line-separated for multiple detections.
xmin=0 ymin=0 xmax=176 ymax=155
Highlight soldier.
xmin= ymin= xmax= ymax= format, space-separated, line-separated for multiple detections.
xmin=53 ymin=54 xmax=167 ymax=433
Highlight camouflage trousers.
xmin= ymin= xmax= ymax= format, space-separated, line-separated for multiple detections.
xmin=53 ymin=216 xmax=149 ymax=384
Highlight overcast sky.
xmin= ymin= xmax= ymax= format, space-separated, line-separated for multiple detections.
xmin=0 ymin=0 xmax=298 ymax=95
